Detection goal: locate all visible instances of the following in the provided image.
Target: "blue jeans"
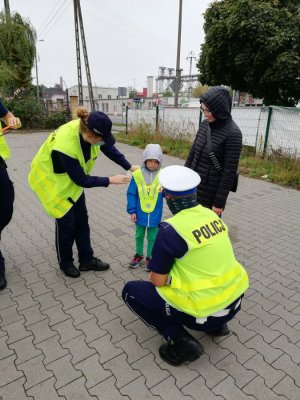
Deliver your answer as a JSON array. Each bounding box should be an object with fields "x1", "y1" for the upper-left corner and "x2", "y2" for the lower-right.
[
  {"x1": 55, "y1": 192, "x2": 93, "y2": 268},
  {"x1": 122, "y1": 281, "x2": 241, "y2": 341}
]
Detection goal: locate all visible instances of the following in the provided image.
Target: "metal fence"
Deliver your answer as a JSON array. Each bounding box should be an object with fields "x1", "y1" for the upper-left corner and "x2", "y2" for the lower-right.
[{"x1": 126, "y1": 106, "x2": 300, "y2": 157}]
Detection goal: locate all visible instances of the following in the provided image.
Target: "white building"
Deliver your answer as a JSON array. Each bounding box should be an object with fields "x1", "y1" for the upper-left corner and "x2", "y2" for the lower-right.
[{"x1": 68, "y1": 85, "x2": 122, "y2": 113}]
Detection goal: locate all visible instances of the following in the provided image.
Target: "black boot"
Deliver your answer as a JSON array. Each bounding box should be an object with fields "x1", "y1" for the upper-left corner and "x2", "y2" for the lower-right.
[
  {"x1": 79, "y1": 257, "x2": 110, "y2": 272},
  {"x1": 159, "y1": 331, "x2": 204, "y2": 366},
  {"x1": 60, "y1": 264, "x2": 80, "y2": 278},
  {"x1": 0, "y1": 267, "x2": 7, "y2": 290},
  {"x1": 208, "y1": 323, "x2": 230, "y2": 337}
]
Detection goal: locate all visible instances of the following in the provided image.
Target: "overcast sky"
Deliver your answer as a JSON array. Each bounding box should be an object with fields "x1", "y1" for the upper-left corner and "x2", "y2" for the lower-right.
[{"x1": 8, "y1": 0, "x2": 212, "y2": 90}]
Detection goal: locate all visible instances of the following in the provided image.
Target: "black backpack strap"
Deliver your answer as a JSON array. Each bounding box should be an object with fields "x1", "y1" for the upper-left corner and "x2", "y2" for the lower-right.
[{"x1": 206, "y1": 125, "x2": 222, "y2": 172}]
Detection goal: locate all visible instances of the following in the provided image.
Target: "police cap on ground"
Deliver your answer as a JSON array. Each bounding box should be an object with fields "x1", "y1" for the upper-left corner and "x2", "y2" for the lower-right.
[{"x1": 158, "y1": 165, "x2": 200, "y2": 193}]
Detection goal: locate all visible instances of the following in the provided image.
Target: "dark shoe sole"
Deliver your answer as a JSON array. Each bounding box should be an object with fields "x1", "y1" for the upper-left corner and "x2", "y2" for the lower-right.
[
  {"x1": 79, "y1": 265, "x2": 109, "y2": 272},
  {"x1": 0, "y1": 279, "x2": 7, "y2": 290},
  {"x1": 159, "y1": 343, "x2": 203, "y2": 366},
  {"x1": 208, "y1": 324, "x2": 230, "y2": 337},
  {"x1": 60, "y1": 268, "x2": 80, "y2": 278}
]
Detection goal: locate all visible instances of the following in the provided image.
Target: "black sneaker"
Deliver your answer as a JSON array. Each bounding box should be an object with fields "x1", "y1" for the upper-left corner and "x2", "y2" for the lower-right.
[
  {"x1": 60, "y1": 264, "x2": 80, "y2": 278},
  {"x1": 144, "y1": 257, "x2": 151, "y2": 272},
  {"x1": 159, "y1": 331, "x2": 204, "y2": 366},
  {"x1": 0, "y1": 268, "x2": 7, "y2": 290},
  {"x1": 79, "y1": 257, "x2": 110, "y2": 272}
]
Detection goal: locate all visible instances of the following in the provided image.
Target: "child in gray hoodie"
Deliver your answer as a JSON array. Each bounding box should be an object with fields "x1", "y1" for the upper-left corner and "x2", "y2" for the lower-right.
[{"x1": 127, "y1": 144, "x2": 163, "y2": 271}]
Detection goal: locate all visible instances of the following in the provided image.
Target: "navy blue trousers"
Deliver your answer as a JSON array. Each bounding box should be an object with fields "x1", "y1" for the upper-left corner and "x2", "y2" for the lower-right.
[
  {"x1": 122, "y1": 281, "x2": 241, "y2": 341},
  {"x1": 0, "y1": 161, "x2": 14, "y2": 270},
  {"x1": 55, "y1": 192, "x2": 93, "y2": 268}
]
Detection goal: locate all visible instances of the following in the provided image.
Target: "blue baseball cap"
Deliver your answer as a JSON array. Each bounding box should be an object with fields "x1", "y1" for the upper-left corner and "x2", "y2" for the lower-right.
[{"x1": 87, "y1": 112, "x2": 115, "y2": 147}]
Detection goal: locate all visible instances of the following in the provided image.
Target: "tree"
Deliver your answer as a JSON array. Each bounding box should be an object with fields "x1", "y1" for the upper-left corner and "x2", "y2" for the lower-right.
[
  {"x1": 0, "y1": 12, "x2": 36, "y2": 95},
  {"x1": 192, "y1": 84, "x2": 211, "y2": 98},
  {"x1": 4, "y1": 88, "x2": 45, "y2": 129},
  {"x1": 198, "y1": 0, "x2": 300, "y2": 106},
  {"x1": 129, "y1": 88, "x2": 138, "y2": 99},
  {"x1": 163, "y1": 89, "x2": 173, "y2": 97}
]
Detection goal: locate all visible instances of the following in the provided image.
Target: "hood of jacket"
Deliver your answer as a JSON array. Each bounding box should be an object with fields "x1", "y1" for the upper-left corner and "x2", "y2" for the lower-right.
[
  {"x1": 200, "y1": 86, "x2": 232, "y2": 122},
  {"x1": 140, "y1": 144, "x2": 163, "y2": 185},
  {"x1": 142, "y1": 144, "x2": 163, "y2": 164}
]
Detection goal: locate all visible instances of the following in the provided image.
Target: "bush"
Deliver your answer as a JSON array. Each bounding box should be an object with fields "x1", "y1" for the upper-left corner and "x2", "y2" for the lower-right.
[
  {"x1": 5, "y1": 97, "x2": 46, "y2": 129},
  {"x1": 45, "y1": 111, "x2": 69, "y2": 130}
]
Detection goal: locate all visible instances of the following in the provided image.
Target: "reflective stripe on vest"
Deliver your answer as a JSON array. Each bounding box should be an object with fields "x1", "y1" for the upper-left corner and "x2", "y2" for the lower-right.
[
  {"x1": 157, "y1": 205, "x2": 249, "y2": 318},
  {"x1": 132, "y1": 168, "x2": 161, "y2": 213},
  {"x1": 28, "y1": 119, "x2": 99, "y2": 218}
]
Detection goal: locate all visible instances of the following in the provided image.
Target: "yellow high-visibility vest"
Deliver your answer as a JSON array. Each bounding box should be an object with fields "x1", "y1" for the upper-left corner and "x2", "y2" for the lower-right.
[
  {"x1": 28, "y1": 119, "x2": 99, "y2": 218},
  {"x1": 132, "y1": 168, "x2": 161, "y2": 213},
  {"x1": 0, "y1": 123, "x2": 10, "y2": 160},
  {"x1": 157, "y1": 205, "x2": 249, "y2": 318}
]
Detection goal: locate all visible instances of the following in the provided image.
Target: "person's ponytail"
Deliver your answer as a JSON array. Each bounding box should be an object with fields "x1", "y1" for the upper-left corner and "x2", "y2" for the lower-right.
[{"x1": 76, "y1": 106, "x2": 89, "y2": 133}]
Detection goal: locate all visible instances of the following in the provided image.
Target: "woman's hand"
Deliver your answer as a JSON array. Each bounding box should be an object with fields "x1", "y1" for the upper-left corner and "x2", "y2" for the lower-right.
[
  {"x1": 109, "y1": 174, "x2": 131, "y2": 184},
  {"x1": 8, "y1": 117, "x2": 22, "y2": 129},
  {"x1": 212, "y1": 206, "x2": 223, "y2": 216},
  {"x1": 2, "y1": 112, "x2": 22, "y2": 129},
  {"x1": 129, "y1": 165, "x2": 139, "y2": 172},
  {"x1": 131, "y1": 213, "x2": 137, "y2": 222}
]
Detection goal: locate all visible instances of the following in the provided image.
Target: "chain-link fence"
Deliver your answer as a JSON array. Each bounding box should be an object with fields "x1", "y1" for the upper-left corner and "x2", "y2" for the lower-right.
[{"x1": 126, "y1": 106, "x2": 300, "y2": 157}]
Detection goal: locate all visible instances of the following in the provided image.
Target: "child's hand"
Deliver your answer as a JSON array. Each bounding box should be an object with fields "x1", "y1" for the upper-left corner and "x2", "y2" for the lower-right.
[{"x1": 131, "y1": 213, "x2": 137, "y2": 222}]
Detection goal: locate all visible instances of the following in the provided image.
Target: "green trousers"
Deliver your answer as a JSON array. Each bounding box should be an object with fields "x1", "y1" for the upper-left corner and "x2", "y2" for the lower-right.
[{"x1": 135, "y1": 224, "x2": 158, "y2": 258}]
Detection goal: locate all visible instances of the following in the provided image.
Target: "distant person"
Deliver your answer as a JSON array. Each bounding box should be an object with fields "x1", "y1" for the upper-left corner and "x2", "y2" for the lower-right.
[
  {"x1": 127, "y1": 144, "x2": 163, "y2": 271},
  {"x1": 0, "y1": 99, "x2": 22, "y2": 290},
  {"x1": 29, "y1": 107, "x2": 139, "y2": 278},
  {"x1": 122, "y1": 165, "x2": 249, "y2": 366},
  {"x1": 185, "y1": 86, "x2": 242, "y2": 216}
]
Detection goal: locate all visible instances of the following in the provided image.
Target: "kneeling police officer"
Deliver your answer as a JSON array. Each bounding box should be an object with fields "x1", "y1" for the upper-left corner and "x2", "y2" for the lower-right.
[{"x1": 122, "y1": 165, "x2": 249, "y2": 366}]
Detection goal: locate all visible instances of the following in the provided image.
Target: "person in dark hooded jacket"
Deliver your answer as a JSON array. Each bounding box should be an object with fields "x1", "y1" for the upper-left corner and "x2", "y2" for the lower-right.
[{"x1": 185, "y1": 86, "x2": 242, "y2": 215}]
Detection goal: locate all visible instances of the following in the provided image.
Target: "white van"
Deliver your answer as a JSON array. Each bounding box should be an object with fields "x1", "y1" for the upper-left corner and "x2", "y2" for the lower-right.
[{"x1": 181, "y1": 102, "x2": 200, "y2": 108}]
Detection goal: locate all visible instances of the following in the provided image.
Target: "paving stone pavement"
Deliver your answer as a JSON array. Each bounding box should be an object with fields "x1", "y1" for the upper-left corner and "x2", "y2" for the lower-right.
[{"x1": 0, "y1": 131, "x2": 299, "y2": 400}]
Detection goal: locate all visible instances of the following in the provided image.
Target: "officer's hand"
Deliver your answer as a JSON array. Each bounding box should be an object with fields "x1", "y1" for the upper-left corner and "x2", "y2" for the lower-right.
[
  {"x1": 129, "y1": 165, "x2": 139, "y2": 172},
  {"x1": 131, "y1": 213, "x2": 137, "y2": 222},
  {"x1": 7, "y1": 116, "x2": 22, "y2": 129},
  {"x1": 109, "y1": 174, "x2": 131, "y2": 184},
  {"x1": 212, "y1": 206, "x2": 223, "y2": 216}
]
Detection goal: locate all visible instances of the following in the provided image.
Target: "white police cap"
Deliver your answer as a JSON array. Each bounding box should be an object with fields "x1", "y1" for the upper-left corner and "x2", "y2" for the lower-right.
[{"x1": 158, "y1": 165, "x2": 200, "y2": 192}]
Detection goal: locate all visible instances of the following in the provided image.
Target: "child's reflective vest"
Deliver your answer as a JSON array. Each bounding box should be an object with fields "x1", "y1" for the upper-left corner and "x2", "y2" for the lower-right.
[{"x1": 132, "y1": 168, "x2": 161, "y2": 213}]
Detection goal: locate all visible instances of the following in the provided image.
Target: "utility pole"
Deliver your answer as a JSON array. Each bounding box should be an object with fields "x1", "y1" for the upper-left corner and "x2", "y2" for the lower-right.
[
  {"x1": 35, "y1": 48, "x2": 39, "y2": 99},
  {"x1": 174, "y1": 0, "x2": 183, "y2": 108},
  {"x1": 186, "y1": 51, "x2": 196, "y2": 99},
  {"x1": 73, "y1": 0, "x2": 95, "y2": 111},
  {"x1": 73, "y1": 0, "x2": 83, "y2": 105},
  {"x1": 186, "y1": 51, "x2": 196, "y2": 77},
  {"x1": 63, "y1": 80, "x2": 71, "y2": 120},
  {"x1": 4, "y1": 0, "x2": 10, "y2": 20},
  {"x1": 35, "y1": 39, "x2": 44, "y2": 100}
]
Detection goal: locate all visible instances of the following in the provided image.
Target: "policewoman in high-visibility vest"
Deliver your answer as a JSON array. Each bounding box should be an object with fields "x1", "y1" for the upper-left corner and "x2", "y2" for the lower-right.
[
  {"x1": 126, "y1": 144, "x2": 163, "y2": 271},
  {"x1": 29, "y1": 107, "x2": 138, "y2": 279},
  {"x1": 122, "y1": 165, "x2": 249, "y2": 366},
  {"x1": 0, "y1": 99, "x2": 22, "y2": 290}
]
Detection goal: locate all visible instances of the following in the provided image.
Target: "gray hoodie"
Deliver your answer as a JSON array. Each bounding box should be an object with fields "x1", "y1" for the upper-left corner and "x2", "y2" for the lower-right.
[{"x1": 141, "y1": 144, "x2": 163, "y2": 184}]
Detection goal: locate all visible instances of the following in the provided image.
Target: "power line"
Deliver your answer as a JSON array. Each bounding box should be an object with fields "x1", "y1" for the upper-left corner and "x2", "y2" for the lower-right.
[
  {"x1": 38, "y1": 0, "x2": 71, "y2": 39},
  {"x1": 83, "y1": 7, "x2": 175, "y2": 57},
  {"x1": 36, "y1": 0, "x2": 62, "y2": 34},
  {"x1": 87, "y1": 0, "x2": 175, "y2": 55}
]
